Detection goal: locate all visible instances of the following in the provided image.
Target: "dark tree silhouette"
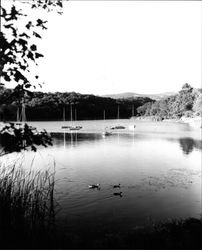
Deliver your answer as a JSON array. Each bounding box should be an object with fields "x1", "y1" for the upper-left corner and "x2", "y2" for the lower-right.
[{"x1": 0, "y1": 0, "x2": 63, "y2": 155}]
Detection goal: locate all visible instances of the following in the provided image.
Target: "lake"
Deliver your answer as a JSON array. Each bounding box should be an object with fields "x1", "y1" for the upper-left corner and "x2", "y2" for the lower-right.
[{"x1": 1, "y1": 120, "x2": 202, "y2": 233}]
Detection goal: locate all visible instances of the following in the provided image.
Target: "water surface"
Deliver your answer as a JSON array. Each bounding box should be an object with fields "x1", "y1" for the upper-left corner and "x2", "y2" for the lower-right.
[{"x1": 2, "y1": 120, "x2": 201, "y2": 232}]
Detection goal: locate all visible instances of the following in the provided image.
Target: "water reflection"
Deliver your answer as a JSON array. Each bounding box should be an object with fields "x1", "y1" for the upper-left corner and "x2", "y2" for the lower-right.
[
  {"x1": 52, "y1": 132, "x2": 103, "y2": 148},
  {"x1": 52, "y1": 133, "x2": 202, "y2": 156},
  {"x1": 178, "y1": 138, "x2": 202, "y2": 155},
  {"x1": 1, "y1": 128, "x2": 201, "y2": 232}
]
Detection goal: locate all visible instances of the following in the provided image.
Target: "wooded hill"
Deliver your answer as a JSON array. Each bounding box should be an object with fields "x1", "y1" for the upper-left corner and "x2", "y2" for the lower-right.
[
  {"x1": 1, "y1": 83, "x2": 201, "y2": 121},
  {"x1": 136, "y1": 84, "x2": 202, "y2": 120},
  {"x1": 0, "y1": 88, "x2": 152, "y2": 121}
]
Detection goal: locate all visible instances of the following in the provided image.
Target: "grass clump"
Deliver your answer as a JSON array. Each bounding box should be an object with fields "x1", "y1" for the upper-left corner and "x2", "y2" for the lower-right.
[{"x1": 0, "y1": 161, "x2": 57, "y2": 248}]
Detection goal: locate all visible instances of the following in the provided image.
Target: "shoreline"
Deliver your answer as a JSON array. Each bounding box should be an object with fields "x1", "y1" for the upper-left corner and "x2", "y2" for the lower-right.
[
  {"x1": 1, "y1": 116, "x2": 201, "y2": 132},
  {"x1": 131, "y1": 116, "x2": 202, "y2": 128}
]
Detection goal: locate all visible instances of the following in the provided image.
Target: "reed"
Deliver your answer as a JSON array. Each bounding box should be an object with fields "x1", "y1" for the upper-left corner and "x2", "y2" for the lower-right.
[{"x1": 0, "y1": 161, "x2": 57, "y2": 248}]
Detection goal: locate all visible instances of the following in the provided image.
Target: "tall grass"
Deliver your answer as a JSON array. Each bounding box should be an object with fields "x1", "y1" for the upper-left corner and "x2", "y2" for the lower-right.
[{"x1": 0, "y1": 161, "x2": 57, "y2": 248}]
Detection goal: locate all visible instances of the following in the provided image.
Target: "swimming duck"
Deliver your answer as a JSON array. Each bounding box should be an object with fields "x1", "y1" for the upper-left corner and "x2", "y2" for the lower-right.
[
  {"x1": 113, "y1": 184, "x2": 121, "y2": 188},
  {"x1": 88, "y1": 184, "x2": 100, "y2": 189},
  {"x1": 113, "y1": 192, "x2": 122, "y2": 197}
]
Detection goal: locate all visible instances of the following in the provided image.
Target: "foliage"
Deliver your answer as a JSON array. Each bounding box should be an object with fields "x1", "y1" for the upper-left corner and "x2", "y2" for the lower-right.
[
  {"x1": 0, "y1": 0, "x2": 63, "y2": 89},
  {"x1": 137, "y1": 84, "x2": 202, "y2": 119},
  {"x1": 193, "y1": 93, "x2": 202, "y2": 115},
  {"x1": 0, "y1": 0, "x2": 63, "y2": 154},
  {"x1": 0, "y1": 123, "x2": 52, "y2": 155},
  {"x1": 0, "y1": 89, "x2": 153, "y2": 121}
]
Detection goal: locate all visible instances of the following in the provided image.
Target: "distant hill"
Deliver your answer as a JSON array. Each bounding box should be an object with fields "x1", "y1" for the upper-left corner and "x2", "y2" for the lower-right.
[{"x1": 102, "y1": 92, "x2": 176, "y2": 100}]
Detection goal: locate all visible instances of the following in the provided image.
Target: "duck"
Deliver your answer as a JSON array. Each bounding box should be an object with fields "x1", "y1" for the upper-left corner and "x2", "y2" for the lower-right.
[
  {"x1": 113, "y1": 184, "x2": 121, "y2": 188},
  {"x1": 113, "y1": 192, "x2": 123, "y2": 197},
  {"x1": 88, "y1": 184, "x2": 100, "y2": 189}
]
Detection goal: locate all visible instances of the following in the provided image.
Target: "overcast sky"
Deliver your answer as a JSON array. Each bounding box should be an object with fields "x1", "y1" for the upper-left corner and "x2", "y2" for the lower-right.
[{"x1": 4, "y1": 1, "x2": 202, "y2": 95}]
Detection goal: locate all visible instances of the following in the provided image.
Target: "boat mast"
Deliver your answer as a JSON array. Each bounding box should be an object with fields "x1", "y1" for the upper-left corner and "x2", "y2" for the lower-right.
[
  {"x1": 70, "y1": 103, "x2": 73, "y2": 124},
  {"x1": 75, "y1": 108, "x2": 77, "y2": 121},
  {"x1": 117, "y1": 104, "x2": 120, "y2": 120},
  {"x1": 132, "y1": 104, "x2": 134, "y2": 117},
  {"x1": 103, "y1": 109, "x2": 105, "y2": 120},
  {"x1": 21, "y1": 102, "x2": 26, "y2": 122},
  {"x1": 17, "y1": 107, "x2": 20, "y2": 122},
  {"x1": 63, "y1": 106, "x2": 65, "y2": 121}
]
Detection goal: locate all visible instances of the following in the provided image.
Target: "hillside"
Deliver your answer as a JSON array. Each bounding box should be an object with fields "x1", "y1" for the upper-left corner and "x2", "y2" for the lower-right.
[
  {"x1": 136, "y1": 84, "x2": 202, "y2": 120},
  {"x1": 0, "y1": 88, "x2": 152, "y2": 121},
  {"x1": 102, "y1": 92, "x2": 176, "y2": 100}
]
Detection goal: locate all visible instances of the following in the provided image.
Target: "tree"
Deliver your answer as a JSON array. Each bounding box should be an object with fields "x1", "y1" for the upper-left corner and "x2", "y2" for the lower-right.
[
  {"x1": 136, "y1": 83, "x2": 200, "y2": 119},
  {"x1": 0, "y1": 0, "x2": 63, "y2": 155},
  {"x1": 193, "y1": 93, "x2": 202, "y2": 115},
  {"x1": 0, "y1": 0, "x2": 63, "y2": 89}
]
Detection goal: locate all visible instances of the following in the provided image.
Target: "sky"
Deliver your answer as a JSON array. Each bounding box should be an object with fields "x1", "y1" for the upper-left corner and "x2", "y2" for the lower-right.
[{"x1": 3, "y1": 1, "x2": 202, "y2": 95}]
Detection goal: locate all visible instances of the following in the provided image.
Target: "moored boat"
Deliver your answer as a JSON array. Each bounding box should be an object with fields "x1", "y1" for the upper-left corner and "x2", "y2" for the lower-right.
[
  {"x1": 110, "y1": 125, "x2": 125, "y2": 130},
  {"x1": 102, "y1": 130, "x2": 113, "y2": 136},
  {"x1": 69, "y1": 126, "x2": 82, "y2": 131},
  {"x1": 110, "y1": 104, "x2": 126, "y2": 130}
]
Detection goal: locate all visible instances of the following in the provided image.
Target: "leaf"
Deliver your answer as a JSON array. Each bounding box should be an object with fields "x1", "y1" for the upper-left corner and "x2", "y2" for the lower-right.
[
  {"x1": 4, "y1": 24, "x2": 12, "y2": 29},
  {"x1": 57, "y1": 1, "x2": 63, "y2": 8},
  {"x1": 33, "y1": 31, "x2": 41, "y2": 39},
  {"x1": 19, "y1": 63, "x2": 26, "y2": 70},
  {"x1": 31, "y1": 145, "x2": 37, "y2": 152},
  {"x1": 14, "y1": 71, "x2": 23, "y2": 82},
  {"x1": 19, "y1": 33, "x2": 30, "y2": 39},
  {"x1": 3, "y1": 73, "x2": 11, "y2": 82},
  {"x1": 27, "y1": 51, "x2": 34, "y2": 60},
  {"x1": 10, "y1": 6, "x2": 19, "y2": 20},
  {"x1": 30, "y1": 44, "x2": 37, "y2": 51},
  {"x1": 18, "y1": 38, "x2": 28, "y2": 46},
  {"x1": 1, "y1": 7, "x2": 7, "y2": 18},
  {"x1": 24, "y1": 83, "x2": 32, "y2": 88},
  {"x1": 26, "y1": 21, "x2": 32, "y2": 29},
  {"x1": 36, "y1": 19, "x2": 43, "y2": 26},
  {"x1": 35, "y1": 53, "x2": 44, "y2": 59}
]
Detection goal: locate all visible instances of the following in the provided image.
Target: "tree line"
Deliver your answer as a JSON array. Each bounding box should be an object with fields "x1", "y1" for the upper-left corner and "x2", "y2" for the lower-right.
[
  {"x1": 136, "y1": 83, "x2": 202, "y2": 120},
  {"x1": 0, "y1": 87, "x2": 152, "y2": 121}
]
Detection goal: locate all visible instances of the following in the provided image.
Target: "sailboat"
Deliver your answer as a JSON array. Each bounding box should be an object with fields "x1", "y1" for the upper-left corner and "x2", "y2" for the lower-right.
[
  {"x1": 61, "y1": 106, "x2": 71, "y2": 129},
  {"x1": 110, "y1": 104, "x2": 125, "y2": 130},
  {"x1": 102, "y1": 109, "x2": 113, "y2": 136},
  {"x1": 69, "y1": 104, "x2": 82, "y2": 131},
  {"x1": 129, "y1": 104, "x2": 136, "y2": 130}
]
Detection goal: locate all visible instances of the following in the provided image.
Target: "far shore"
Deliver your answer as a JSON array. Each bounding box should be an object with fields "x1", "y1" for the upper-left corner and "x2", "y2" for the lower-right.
[
  {"x1": 0, "y1": 116, "x2": 201, "y2": 131},
  {"x1": 132, "y1": 116, "x2": 202, "y2": 128}
]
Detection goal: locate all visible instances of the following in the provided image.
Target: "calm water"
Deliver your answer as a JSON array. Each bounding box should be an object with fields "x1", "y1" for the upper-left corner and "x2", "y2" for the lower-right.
[{"x1": 2, "y1": 120, "x2": 202, "y2": 232}]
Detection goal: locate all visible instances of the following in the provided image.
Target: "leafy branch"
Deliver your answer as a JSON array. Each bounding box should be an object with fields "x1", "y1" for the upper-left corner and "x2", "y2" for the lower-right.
[
  {"x1": 0, "y1": 123, "x2": 52, "y2": 155},
  {"x1": 0, "y1": 0, "x2": 63, "y2": 90},
  {"x1": 0, "y1": 0, "x2": 63, "y2": 154}
]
